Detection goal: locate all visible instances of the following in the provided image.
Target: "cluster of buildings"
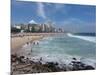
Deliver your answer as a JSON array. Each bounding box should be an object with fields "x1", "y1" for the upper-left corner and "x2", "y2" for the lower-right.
[{"x1": 11, "y1": 20, "x2": 64, "y2": 33}]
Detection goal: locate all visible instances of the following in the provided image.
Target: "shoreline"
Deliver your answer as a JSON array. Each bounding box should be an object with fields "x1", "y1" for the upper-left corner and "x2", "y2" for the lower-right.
[{"x1": 11, "y1": 33, "x2": 65, "y2": 54}]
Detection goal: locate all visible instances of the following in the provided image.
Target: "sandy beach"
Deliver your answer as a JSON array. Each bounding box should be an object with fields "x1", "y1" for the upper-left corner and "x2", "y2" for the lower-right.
[{"x1": 11, "y1": 34, "x2": 44, "y2": 54}]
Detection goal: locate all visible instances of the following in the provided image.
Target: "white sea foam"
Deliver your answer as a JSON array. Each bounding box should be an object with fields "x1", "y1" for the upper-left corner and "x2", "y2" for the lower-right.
[
  {"x1": 42, "y1": 37, "x2": 53, "y2": 40},
  {"x1": 67, "y1": 33, "x2": 96, "y2": 43},
  {"x1": 30, "y1": 53, "x2": 96, "y2": 68}
]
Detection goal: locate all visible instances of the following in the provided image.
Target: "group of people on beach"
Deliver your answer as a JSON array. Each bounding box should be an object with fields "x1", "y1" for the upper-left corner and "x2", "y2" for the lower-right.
[{"x1": 26, "y1": 40, "x2": 39, "y2": 45}]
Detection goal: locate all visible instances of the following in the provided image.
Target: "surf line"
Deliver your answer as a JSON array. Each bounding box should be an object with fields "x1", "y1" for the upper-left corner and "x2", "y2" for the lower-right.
[{"x1": 67, "y1": 33, "x2": 96, "y2": 43}]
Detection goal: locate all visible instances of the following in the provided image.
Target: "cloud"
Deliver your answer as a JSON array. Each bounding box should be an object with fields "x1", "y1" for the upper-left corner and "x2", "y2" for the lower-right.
[
  {"x1": 37, "y1": 3, "x2": 46, "y2": 19},
  {"x1": 36, "y1": 3, "x2": 69, "y2": 20}
]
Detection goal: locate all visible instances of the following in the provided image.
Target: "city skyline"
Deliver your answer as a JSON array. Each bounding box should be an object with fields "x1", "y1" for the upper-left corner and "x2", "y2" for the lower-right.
[{"x1": 11, "y1": 0, "x2": 96, "y2": 33}]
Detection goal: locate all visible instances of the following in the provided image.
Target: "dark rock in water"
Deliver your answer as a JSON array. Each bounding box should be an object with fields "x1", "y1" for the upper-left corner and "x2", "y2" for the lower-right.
[
  {"x1": 76, "y1": 61, "x2": 81, "y2": 64},
  {"x1": 71, "y1": 61, "x2": 82, "y2": 65},
  {"x1": 79, "y1": 63, "x2": 85, "y2": 68},
  {"x1": 45, "y1": 62, "x2": 60, "y2": 72},
  {"x1": 55, "y1": 62, "x2": 58, "y2": 65},
  {"x1": 84, "y1": 65, "x2": 95, "y2": 70},
  {"x1": 72, "y1": 58, "x2": 77, "y2": 60},
  {"x1": 15, "y1": 56, "x2": 25, "y2": 64},
  {"x1": 46, "y1": 62, "x2": 58, "y2": 66},
  {"x1": 71, "y1": 58, "x2": 85, "y2": 70},
  {"x1": 40, "y1": 57, "x2": 42, "y2": 61},
  {"x1": 70, "y1": 60, "x2": 95, "y2": 71},
  {"x1": 20, "y1": 56, "x2": 25, "y2": 59},
  {"x1": 71, "y1": 61, "x2": 76, "y2": 64},
  {"x1": 30, "y1": 60, "x2": 34, "y2": 64},
  {"x1": 46, "y1": 62, "x2": 56, "y2": 68}
]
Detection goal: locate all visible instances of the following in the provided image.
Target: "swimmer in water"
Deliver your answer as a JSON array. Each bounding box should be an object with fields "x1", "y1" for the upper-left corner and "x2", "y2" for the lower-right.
[
  {"x1": 37, "y1": 42, "x2": 39, "y2": 45},
  {"x1": 33, "y1": 41, "x2": 35, "y2": 45}
]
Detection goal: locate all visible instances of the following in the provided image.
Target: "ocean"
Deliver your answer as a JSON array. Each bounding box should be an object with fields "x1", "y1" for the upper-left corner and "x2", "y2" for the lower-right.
[{"x1": 23, "y1": 33, "x2": 96, "y2": 68}]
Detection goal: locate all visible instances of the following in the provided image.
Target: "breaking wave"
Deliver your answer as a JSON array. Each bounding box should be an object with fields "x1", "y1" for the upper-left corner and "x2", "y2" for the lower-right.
[{"x1": 67, "y1": 33, "x2": 96, "y2": 43}]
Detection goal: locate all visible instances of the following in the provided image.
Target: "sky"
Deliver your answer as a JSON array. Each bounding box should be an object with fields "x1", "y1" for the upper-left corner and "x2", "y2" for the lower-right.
[{"x1": 11, "y1": 0, "x2": 96, "y2": 33}]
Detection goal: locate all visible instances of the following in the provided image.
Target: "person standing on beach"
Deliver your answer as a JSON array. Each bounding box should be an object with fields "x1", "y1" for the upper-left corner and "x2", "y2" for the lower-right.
[{"x1": 31, "y1": 48, "x2": 32, "y2": 53}]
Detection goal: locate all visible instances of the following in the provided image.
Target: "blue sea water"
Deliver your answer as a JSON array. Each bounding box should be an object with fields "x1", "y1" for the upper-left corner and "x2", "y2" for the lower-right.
[{"x1": 25, "y1": 33, "x2": 96, "y2": 67}]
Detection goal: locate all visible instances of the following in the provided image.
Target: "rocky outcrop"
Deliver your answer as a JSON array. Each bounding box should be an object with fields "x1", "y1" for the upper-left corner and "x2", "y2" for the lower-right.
[{"x1": 11, "y1": 55, "x2": 95, "y2": 75}]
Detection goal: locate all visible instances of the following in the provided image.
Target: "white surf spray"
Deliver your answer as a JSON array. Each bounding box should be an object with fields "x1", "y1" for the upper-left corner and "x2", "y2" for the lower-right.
[{"x1": 67, "y1": 33, "x2": 96, "y2": 43}]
